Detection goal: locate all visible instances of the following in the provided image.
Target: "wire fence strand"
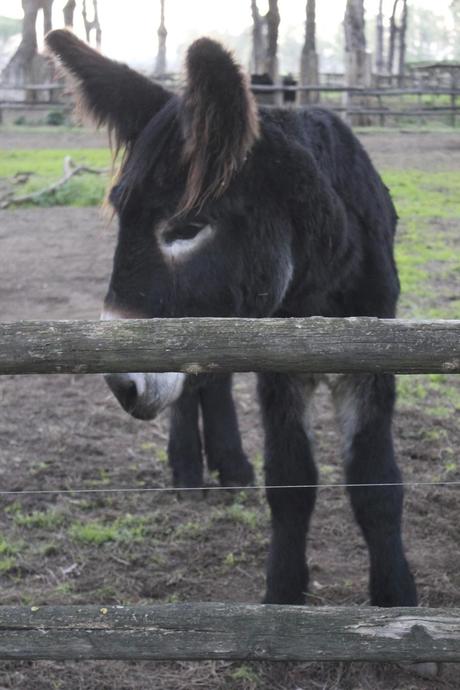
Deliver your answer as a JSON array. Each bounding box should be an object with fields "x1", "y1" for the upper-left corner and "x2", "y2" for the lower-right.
[{"x1": 0, "y1": 480, "x2": 460, "y2": 497}]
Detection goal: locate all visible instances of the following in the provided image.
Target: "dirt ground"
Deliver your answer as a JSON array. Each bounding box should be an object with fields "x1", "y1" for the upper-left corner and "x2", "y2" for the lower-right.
[{"x1": 0, "y1": 129, "x2": 459, "y2": 689}]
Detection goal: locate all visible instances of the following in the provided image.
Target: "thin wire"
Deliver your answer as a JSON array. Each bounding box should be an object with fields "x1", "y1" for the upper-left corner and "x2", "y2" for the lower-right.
[{"x1": 1, "y1": 480, "x2": 460, "y2": 497}]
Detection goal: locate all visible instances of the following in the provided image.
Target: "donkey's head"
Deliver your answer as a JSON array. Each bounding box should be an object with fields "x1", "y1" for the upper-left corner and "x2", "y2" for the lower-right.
[{"x1": 46, "y1": 31, "x2": 297, "y2": 419}]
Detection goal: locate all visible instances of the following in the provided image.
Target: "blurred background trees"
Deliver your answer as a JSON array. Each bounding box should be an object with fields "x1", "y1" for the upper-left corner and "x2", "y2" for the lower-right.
[
  {"x1": 2, "y1": 0, "x2": 54, "y2": 85},
  {"x1": 1, "y1": 1, "x2": 460, "y2": 89}
]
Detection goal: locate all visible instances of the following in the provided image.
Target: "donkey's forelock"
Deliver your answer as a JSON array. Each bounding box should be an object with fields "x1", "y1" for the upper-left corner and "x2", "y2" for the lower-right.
[{"x1": 117, "y1": 96, "x2": 183, "y2": 209}]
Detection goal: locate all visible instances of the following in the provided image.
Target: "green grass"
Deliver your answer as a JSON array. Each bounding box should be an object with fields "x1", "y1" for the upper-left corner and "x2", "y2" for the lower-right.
[
  {"x1": 382, "y1": 169, "x2": 460, "y2": 319},
  {"x1": 380, "y1": 169, "x2": 460, "y2": 411},
  {"x1": 69, "y1": 514, "x2": 149, "y2": 545},
  {"x1": 0, "y1": 536, "x2": 19, "y2": 574},
  {"x1": 0, "y1": 536, "x2": 17, "y2": 556},
  {"x1": 14, "y1": 508, "x2": 65, "y2": 530},
  {"x1": 0, "y1": 148, "x2": 112, "y2": 207}
]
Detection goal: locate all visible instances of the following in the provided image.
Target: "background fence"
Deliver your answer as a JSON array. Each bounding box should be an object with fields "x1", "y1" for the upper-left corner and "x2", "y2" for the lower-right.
[{"x1": 1, "y1": 81, "x2": 460, "y2": 127}]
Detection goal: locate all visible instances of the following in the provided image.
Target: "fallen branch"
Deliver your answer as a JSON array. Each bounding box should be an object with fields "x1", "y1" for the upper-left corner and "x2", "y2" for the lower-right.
[{"x1": 0, "y1": 156, "x2": 109, "y2": 209}]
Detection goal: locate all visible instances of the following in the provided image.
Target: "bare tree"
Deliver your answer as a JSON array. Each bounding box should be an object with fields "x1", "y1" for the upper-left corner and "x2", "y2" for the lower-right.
[
  {"x1": 398, "y1": 0, "x2": 408, "y2": 84},
  {"x1": 63, "y1": 0, "x2": 76, "y2": 28},
  {"x1": 154, "y1": 0, "x2": 167, "y2": 76},
  {"x1": 299, "y1": 0, "x2": 319, "y2": 105},
  {"x1": 265, "y1": 0, "x2": 280, "y2": 82},
  {"x1": 375, "y1": 0, "x2": 385, "y2": 74},
  {"x1": 82, "y1": 0, "x2": 101, "y2": 48},
  {"x1": 251, "y1": 0, "x2": 266, "y2": 75},
  {"x1": 388, "y1": 0, "x2": 408, "y2": 83},
  {"x1": 1, "y1": 0, "x2": 54, "y2": 85},
  {"x1": 452, "y1": 0, "x2": 460, "y2": 60},
  {"x1": 343, "y1": 0, "x2": 372, "y2": 123}
]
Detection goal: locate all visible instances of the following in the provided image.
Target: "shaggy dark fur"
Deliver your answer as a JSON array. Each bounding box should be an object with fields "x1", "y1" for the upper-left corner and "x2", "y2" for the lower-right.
[
  {"x1": 181, "y1": 38, "x2": 259, "y2": 212},
  {"x1": 46, "y1": 30, "x2": 417, "y2": 607}
]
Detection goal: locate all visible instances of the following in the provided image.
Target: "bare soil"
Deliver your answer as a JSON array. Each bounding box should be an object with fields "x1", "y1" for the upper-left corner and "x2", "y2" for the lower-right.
[{"x1": 0, "y1": 129, "x2": 459, "y2": 689}]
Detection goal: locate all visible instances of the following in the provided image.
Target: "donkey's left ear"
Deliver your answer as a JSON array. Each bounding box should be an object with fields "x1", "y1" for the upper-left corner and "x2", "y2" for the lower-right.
[
  {"x1": 46, "y1": 30, "x2": 172, "y2": 149},
  {"x1": 180, "y1": 38, "x2": 259, "y2": 211}
]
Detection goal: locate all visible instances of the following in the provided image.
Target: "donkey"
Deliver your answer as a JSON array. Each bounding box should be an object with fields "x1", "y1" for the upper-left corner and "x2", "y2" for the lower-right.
[{"x1": 46, "y1": 30, "x2": 417, "y2": 607}]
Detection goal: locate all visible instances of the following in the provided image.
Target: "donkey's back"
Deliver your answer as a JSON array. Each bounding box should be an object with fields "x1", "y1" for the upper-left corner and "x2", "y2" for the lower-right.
[{"x1": 256, "y1": 105, "x2": 400, "y2": 320}]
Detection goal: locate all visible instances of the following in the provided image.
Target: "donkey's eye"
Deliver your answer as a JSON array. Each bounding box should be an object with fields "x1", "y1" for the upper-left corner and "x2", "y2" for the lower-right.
[{"x1": 163, "y1": 222, "x2": 206, "y2": 245}]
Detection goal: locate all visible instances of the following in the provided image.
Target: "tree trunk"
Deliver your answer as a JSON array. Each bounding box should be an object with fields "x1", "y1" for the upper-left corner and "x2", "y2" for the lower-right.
[
  {"x1": 299, "y1": 0, "x2": 319, "y2": 105},
  {"x1": 1, "y1": 0, "x2": 53, "y2": 86},
  {"x1": 398, "y1": 0, "x2": 408, "y2": 86},
  {"x1": 388, "y1": 0, "x2": 408, "y2": 85},
  {"x1": 452, "y1": 1, "x2": 460, "y2": 61},
  {"x1": 251, "y1": 0, "x2": 266, "y2": 75},
  {"x1": 154, "y1": 0, "x2": 167, "y2": 76},
  {"x1": 63, "y1": 0, "x2": 76, "y2": 27},
  {"x1": 82, "y1": 0, "x2": 102, "y2": 48},
  {"x1": 375, "y1": 0, "x2": 385, "y2": 75},
  {"x1": 265, "y1": 0, "x2": 280, "y2": 83},
  {"x1": 94, "y1": 0, "x2": 101, "y2": 48},
  {"x1": 343, "y1": 0, "x2": 372, "y2": 125},
  {"x1": 388, "y1": 0, "x2": 398, "y2": 78},
  {"x1": 41, "y1": 0, "x2": 53, "y2": 34}
]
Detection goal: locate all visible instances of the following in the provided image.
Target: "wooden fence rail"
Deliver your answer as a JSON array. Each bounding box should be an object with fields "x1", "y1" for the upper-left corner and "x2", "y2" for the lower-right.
[
  {"x1": 0, "y1": 318, "x2": 459, "y2": 376},
  {"x1": 0, "y1": 604, "x2": 459, "y2": 661}
]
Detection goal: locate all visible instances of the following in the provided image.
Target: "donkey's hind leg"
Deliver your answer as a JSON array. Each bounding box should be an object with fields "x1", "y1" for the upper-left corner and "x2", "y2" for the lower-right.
[
  {"x1": 331, "y1": 373, "x2": 417, "y2": 607},
  {"x1": 168, "y1": 386, "x2": 204, "y2": 488},
  {"x1": 199, "y1": 375, "x2": 254, "y2": 487}
]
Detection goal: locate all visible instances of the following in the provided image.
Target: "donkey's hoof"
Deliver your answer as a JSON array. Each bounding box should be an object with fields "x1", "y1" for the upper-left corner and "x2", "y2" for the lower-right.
[{"x1": 218, "y1": 455, "x2": 255, "y2": 487}]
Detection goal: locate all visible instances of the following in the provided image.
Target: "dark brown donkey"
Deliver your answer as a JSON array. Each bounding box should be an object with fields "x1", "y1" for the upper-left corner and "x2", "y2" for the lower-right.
[{"x1": 46, "y1": 30, "x2": 417, "y2": 608}]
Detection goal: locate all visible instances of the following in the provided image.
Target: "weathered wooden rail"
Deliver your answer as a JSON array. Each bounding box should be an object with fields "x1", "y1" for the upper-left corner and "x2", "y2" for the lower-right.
[
  {"x1": 0, "y1": 318, "x2": 459, "y2": 375},
  {"x1": 0, "y1": 604, "x2": 459, "y2": 662}
]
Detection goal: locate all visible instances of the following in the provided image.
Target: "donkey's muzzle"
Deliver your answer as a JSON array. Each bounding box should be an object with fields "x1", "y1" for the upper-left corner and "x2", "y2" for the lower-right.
[{"x1": 104, "y1": 372, "x2": 185, "y2": 420}]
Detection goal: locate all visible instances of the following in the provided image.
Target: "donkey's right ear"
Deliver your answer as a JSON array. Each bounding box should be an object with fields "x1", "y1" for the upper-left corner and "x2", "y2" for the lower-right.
[{"x1": 46, "y1": 30, "x2": 172, "y2": 148}]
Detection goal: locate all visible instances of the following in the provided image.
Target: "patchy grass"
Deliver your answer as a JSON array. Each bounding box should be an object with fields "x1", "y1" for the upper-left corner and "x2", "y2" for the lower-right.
[
  {"x1": 0, "y1": 536, "x2": 17, "y2": 556},
  {"x1": 223, "y1": 503, "x2": 261, "y2": 529},
  {"x1": 69, "y1": 514, "x2": 149, "y2": 545},
  {"x1": 13, "y1": 507, "x2": 65, "y2": 530},
  {"x1": 0, "y1": 148, "x2": 112, "y2": 207},
  {"x1": 381, "y1": 169, "x2": 460, "y2": 411},
  {"x1": 0, "y1": 536, "x2": 19, "y2": 574}
]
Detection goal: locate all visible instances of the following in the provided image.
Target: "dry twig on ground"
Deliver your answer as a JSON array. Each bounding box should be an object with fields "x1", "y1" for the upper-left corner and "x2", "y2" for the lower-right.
[{"x1": 0, "y1": 156, "x2": 109, "y2": 209}]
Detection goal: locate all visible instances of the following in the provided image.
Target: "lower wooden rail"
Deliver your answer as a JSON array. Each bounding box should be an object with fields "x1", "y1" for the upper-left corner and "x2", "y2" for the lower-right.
[{"x1": 0, "y1": 604, "x2": 459, "y2": 662}]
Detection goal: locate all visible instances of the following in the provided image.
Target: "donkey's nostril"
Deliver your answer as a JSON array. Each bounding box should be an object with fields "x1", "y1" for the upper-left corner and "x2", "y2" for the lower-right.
[
  {"x1": 121, "y1": 380, "x2": 138, "y2": 412},
  {"x1": 105, "y1": 375, "x2": 139, "y2": 414}
]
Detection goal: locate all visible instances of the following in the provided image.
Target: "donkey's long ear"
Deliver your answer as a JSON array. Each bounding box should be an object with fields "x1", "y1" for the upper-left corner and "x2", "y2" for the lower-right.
[
  {"x1": 46, "y1": 30, "x2": 172, "y2": 149},
  {"x1": 181, "y1": 38, "x2": 259, "y2": 212}
]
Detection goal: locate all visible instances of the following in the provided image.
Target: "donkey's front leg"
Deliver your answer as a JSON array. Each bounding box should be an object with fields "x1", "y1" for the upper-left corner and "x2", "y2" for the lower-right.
[
  {"x1": 258, "y1": 373, "x2": 318, "y2": 605},
  {"x1": 199, "y1": 375, "x2": 254, "y2": 487},
  {"x1": 332, "y1": 374, "x2": 417, "y2": 607},
  {"x1": 168, "y1": 386, "x2": 203, "y2": 488}
]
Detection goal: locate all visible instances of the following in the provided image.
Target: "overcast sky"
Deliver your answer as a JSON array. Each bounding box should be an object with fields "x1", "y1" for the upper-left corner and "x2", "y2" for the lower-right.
[{"x1": 1, "y1": 0, "x2": 452, "y2": 70}]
